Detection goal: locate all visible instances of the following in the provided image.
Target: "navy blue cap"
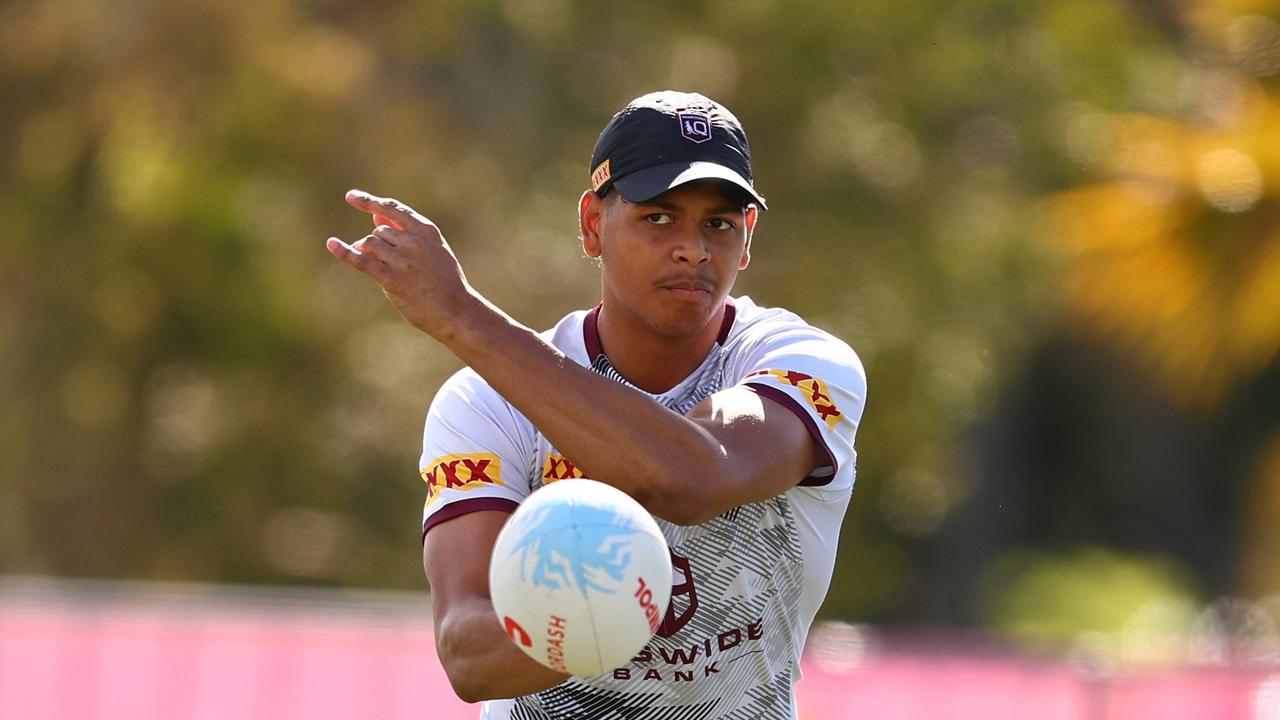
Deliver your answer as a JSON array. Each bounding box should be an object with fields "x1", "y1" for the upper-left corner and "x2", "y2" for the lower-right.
[{"x1": 589, "y1": 91, "x2": 767, "y2": 210}]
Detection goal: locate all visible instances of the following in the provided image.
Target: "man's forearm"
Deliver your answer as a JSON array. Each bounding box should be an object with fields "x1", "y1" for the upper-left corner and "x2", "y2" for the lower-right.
[
  {"x1": 435, "y1": 597, "x2": 570, "y2": 702},
  {"x1": 444, "y1": 296, "x2": 723, "y2": 521}
]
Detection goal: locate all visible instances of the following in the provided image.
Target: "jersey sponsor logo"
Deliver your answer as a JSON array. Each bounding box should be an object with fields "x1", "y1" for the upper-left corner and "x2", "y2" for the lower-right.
[
  {"x1": 746, "y1": 369, "x2": 843, "y2": 430},
  {"x1": 420, "y1": 453, "x2": 502, "y2": 506},
  {"x1": 656, "y1": 551, "x2": 699, "y2": 638},
  {"x1": 542, "y1": 453, "x2": 587, "y2": 482},
  {"x1": 676, "y1": 111, "x2": 713, "y2": 143},
  {"x1": 614, "y1": 617, "x2": 765, "y2": 682}
]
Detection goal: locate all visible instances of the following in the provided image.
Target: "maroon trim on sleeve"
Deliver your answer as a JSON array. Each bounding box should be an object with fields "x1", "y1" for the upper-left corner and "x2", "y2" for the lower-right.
[
  {"x1": 742, "y1": 382, "x2": 839, "y2": 487},
  {"x1": 421, "y1": 497, "x2": 520, "y2": 543},
  {"x1": 715, "y1": 298, "x2": 736, "y2": 344},
  {"x1": 583, "y1": 304, "x2": 604, "y2": 360}
]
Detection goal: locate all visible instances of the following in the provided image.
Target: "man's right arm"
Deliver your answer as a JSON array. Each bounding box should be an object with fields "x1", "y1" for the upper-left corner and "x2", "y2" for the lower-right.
[
  {"x1": 417, "y1": 371, "x2": 563, "y2": 702},
  {"x1": 424, "y1": 510, "x2": 570, "y2": 703}
]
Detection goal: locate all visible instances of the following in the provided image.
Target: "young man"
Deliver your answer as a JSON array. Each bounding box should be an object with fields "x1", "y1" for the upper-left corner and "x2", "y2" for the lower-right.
[{"x1": 327, "y1": 91, "x2": 866, "y2": 719}]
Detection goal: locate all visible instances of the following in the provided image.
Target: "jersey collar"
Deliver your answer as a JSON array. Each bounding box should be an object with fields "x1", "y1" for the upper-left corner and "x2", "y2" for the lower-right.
[{"x1": 584, "y1": 298, "x2": 736, "y2": 362}]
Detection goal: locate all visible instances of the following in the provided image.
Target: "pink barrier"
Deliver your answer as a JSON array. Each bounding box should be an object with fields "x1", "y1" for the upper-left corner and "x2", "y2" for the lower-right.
[
  {"x1": 1, "y1": 597, "x2": 1276, "y2": 719},
  {"x1": 799, "y1": 653, "x2": 1090, "y2": 720},
  {"x1": 0, "y1": 608, "x2": 472, "y2": 720},
  {"x1": 1103, "y1": 667, "x2": 1272, "y2": 720}
]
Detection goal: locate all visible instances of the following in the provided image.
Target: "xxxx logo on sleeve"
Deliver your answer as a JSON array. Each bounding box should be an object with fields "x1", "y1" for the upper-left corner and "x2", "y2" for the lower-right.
[
  {"x1": 746, "y1": 369, "x2": 843, "y2": 430},
  {"x1": 420, "y1": 453, "x2": 502, "y2": 506},
  {"x1": 542, "y1": 453, "x2": 587, "y2": 483}
]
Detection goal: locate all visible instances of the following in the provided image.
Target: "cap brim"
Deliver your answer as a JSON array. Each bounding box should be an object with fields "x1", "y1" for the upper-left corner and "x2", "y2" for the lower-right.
[{"x1": 613, "y1": 161, "x2": 767, "y2": 210}]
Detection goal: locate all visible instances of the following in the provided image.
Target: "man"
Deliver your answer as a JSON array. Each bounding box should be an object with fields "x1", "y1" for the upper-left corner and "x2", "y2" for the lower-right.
[{"x1": 327, "y1": 91, "x2": 866, "y2": 719}]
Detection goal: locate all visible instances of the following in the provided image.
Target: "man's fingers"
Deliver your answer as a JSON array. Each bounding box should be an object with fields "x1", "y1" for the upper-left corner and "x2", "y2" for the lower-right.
[
  {"x1": 372, "y1": 212, "x2": 404, "y2": 231},
  {"x1": 326, "y1": 237, "x2": 390, "y2": 280},
  {"x1": 372, "y1": 225, "x2": 418, "y2": 247},
  {"x1": 354, "y1": 234, "x2": 417, "y2": 274},
  {"x1": 346, "y1": 189, "x2": 431, "y2": 232}
]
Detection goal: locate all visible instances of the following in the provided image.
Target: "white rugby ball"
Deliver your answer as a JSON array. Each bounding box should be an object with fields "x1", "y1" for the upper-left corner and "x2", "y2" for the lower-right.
[{"x1": 489, "y1": 478, "x2": 672, "y2": 676}]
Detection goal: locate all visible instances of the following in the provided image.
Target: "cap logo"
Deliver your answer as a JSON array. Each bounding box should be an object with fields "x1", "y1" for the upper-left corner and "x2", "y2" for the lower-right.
[
  {"x1": 677, "y1": 111, "x2": 713, "y2": 143},
  {"x1": 591, "y1": 159, "x2": 612, "y2": 192}
]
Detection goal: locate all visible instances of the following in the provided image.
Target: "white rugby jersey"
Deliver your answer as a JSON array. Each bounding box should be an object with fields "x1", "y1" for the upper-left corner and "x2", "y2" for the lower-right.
[{"x1": 419, "y1": 296, "x2": 866, "y2": 720}]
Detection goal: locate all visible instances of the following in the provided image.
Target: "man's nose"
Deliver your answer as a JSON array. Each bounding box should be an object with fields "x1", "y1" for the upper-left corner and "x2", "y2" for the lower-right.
[{"x1": 672, "y1": 230, "x2": 711, "y2": 264}]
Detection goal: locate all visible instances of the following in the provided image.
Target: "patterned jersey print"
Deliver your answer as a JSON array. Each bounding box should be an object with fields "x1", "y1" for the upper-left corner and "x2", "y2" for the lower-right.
[{"x1": 422, "y1": 297, "x2": 866, "y2": 720}]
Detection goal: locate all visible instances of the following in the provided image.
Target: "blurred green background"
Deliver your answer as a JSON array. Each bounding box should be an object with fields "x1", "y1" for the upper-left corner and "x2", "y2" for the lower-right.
[{"x1": 2, "y1": 0, "x2": 1279, "y2": 665}]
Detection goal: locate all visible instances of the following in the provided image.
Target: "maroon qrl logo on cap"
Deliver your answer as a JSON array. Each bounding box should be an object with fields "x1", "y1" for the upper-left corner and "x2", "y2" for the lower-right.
[{"x1": 676, "y1": 111, "x2": 713, "y2": 143}]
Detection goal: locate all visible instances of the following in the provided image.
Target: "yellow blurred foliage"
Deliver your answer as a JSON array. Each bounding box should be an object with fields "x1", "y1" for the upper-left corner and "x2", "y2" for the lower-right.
[
  {"x1": 1188, "y1": 0, "x2": 1280, "y2": 43},
  {"x1": 1044, "y1": 75, "x2": 1280, "y2": 409}
]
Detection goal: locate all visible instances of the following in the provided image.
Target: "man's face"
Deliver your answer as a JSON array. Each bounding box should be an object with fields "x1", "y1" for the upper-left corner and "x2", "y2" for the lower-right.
[{"x1": 581, "y1": 180, "x2": 756, "y2": 339}]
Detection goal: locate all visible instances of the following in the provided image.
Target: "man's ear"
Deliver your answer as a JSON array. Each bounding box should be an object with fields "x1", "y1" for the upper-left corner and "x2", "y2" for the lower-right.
[
  {"x1": 739, "y1": 204, "x2": 758, "y2": 271},
  {"x1": 580, "y1": 190, "x2": 604, "y2": 258}
]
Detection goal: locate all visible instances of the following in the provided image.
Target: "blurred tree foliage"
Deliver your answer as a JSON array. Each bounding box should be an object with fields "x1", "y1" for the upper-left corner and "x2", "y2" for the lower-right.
[{"x1": 1, "y1": 0, "x2": 1277, "y2": 650}]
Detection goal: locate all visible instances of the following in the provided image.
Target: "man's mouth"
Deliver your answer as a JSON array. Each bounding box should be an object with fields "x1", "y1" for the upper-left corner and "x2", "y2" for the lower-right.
[{"x1": 659, "y1": 280, "x2": 714, "y2": 300}]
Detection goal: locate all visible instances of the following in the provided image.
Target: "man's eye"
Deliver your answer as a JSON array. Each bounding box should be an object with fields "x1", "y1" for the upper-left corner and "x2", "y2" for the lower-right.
[
  {"x1": 708, "y1": 218, "x2": 735, "y2": 231},
  {"x1": 646, "y1": 213, "x2": 674, "y2": 225}
]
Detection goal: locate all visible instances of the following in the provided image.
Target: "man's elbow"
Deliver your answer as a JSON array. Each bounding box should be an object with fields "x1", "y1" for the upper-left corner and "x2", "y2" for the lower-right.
[
  {"x1": 657, "y1": 491, "x2": 717, "y2": 526},
  {"x1": 644, "y1": 468, "x2": 725, "y2": 526},
  {"x1": 447, "y1": 676, "x2": 491, "y2": 705},
  {"x1": 666, "y1": 507, "x2": 716, "y2": 526},
  {"x1": 440, "y1": 654, "x2": 502, "y2": 704},
  {"x1": 436, "y1": 629, "x2": 504, "y2": 703}
]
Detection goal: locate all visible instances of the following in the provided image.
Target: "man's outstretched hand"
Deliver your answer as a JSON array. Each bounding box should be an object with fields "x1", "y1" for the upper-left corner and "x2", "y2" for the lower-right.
[{"x1": 326, "y1": 189, "x2": 478, "y2": 339}]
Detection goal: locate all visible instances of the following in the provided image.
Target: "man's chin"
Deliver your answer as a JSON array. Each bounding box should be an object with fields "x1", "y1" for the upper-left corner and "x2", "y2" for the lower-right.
[{"x1": 650, "y1": 301, "x2": 720, "y2": 338}]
